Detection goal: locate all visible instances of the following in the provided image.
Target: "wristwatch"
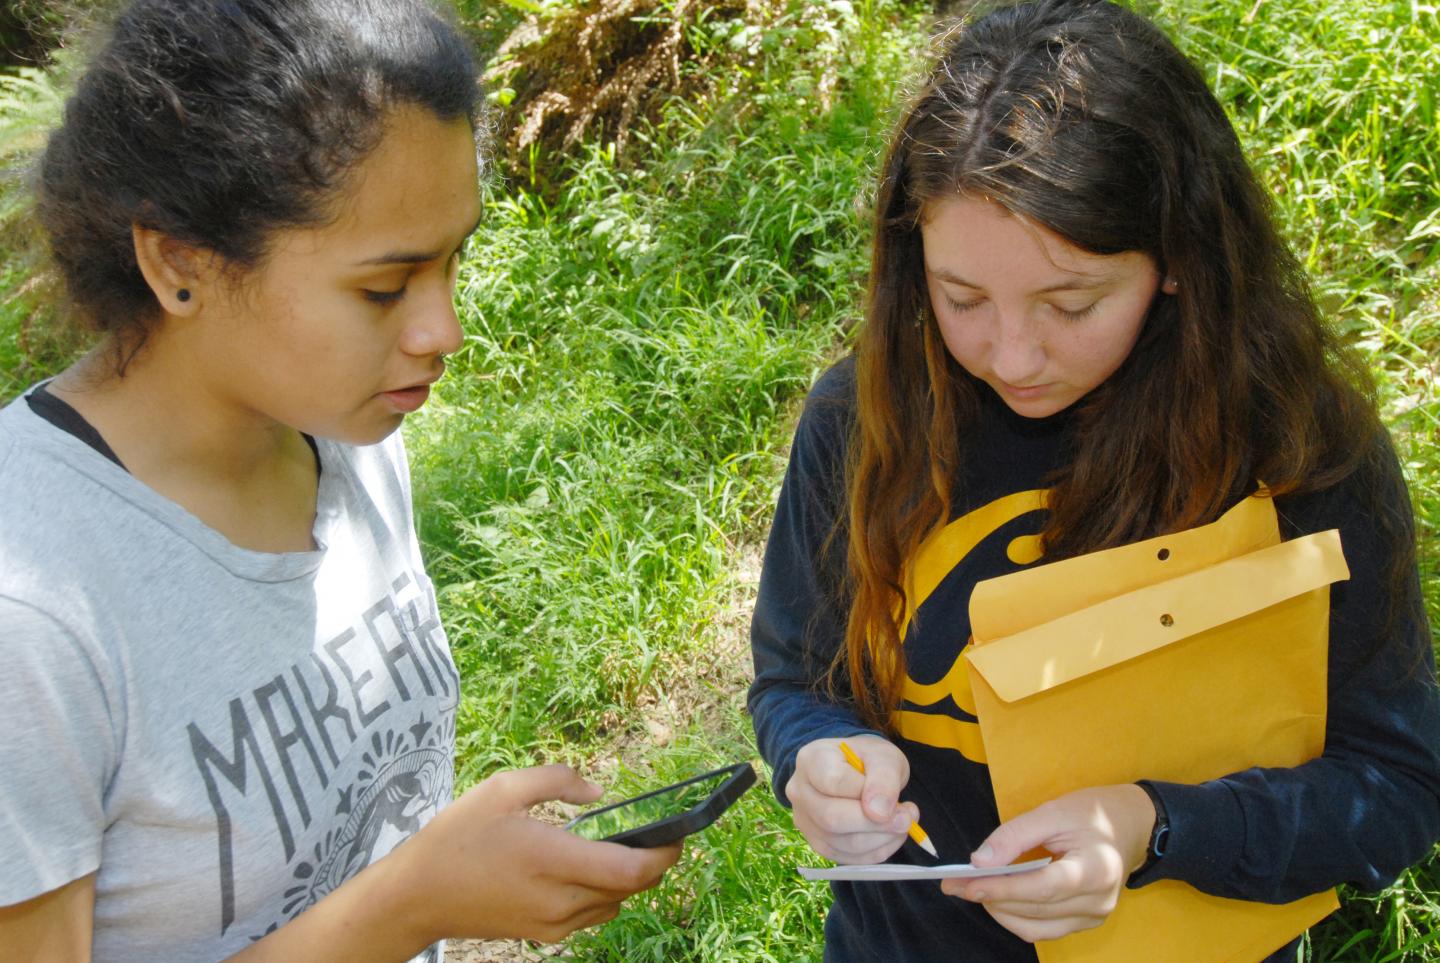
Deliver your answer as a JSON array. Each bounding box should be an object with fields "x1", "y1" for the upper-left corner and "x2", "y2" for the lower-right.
[{"x1": 1133, "y1": 781, "x2": 1170, "y2": 878}]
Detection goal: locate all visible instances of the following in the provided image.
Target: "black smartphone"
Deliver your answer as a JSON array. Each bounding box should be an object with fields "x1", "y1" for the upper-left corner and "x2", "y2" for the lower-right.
[{"x1": 564, "y1": 762, "x2": 757, "y2": 848}]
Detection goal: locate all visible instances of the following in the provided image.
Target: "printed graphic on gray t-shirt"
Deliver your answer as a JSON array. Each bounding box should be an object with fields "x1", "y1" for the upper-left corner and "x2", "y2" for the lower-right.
[
  {"x1": 188, "y1": 570, "x2": 457, "y2": 944},
  {"x1": 0, "y1": 396, "x2": 457, "y2": 961}
]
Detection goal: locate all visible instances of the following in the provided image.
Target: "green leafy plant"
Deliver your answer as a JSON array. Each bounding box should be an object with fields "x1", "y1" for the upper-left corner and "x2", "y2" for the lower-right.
[{"x1": 0, "y1": 0, "x2": 1435, "y2": 958}]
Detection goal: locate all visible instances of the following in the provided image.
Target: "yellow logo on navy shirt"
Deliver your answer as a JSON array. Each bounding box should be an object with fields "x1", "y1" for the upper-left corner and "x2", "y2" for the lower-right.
[{"x1": 890, "y1": 490, "x2": 1048, "y2": 764}]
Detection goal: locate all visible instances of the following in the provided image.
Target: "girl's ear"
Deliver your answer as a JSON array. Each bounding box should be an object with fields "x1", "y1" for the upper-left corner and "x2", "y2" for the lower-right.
[
  {"x1": 131, "y1": 224, "x2": 211, "y2": 316},
  {"x1": 1161, "y1": 276, "x2": 1179, "y2": 295}
]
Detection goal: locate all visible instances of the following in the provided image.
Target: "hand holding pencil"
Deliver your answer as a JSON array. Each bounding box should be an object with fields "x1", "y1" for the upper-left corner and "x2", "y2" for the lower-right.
[
  {"x1": 785, "y1": 735, "x2": 937, "y2": 865},
  {"x1": 838, "y1": 741, "x2": 938, "y2": 858}
]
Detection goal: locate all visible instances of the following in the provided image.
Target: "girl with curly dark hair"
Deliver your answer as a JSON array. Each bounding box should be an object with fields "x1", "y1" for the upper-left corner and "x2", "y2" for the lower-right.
[{"x1": 0, "y1": 1, "x2": 677, "y2": 958}]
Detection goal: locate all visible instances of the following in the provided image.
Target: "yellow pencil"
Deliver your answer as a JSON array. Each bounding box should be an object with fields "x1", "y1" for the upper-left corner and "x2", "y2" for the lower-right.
[{"x1": 837, "y1": 740, "x2": 939, "y2": 858}]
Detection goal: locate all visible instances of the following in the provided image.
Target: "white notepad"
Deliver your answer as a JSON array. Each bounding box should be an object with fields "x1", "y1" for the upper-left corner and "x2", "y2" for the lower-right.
[{"x1": 798, "y1": 857, "x2": 1052, "y2": 882}]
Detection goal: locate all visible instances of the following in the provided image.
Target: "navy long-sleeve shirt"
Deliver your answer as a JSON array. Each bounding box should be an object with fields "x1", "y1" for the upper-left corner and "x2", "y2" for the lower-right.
[{"x1": 748, "y1": 358, "x2": 1440, "y2": 962}]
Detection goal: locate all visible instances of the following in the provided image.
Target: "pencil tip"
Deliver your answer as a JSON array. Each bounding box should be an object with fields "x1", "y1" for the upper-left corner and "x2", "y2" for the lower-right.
[{"x1": 920, "y1": 838, "x2": 938, "y2": 858}]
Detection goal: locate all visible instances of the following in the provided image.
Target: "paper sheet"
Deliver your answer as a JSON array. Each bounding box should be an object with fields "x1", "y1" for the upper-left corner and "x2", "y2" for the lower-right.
[{"x1": 798, "y1": 857, "x2": 1051, "y2": 882}]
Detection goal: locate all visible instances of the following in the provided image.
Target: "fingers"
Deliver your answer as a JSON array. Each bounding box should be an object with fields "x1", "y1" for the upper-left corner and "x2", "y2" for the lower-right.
[
  {"x1": 624, "y1": 841, "x2": 683, "y2": 891},
  {"x1": 547, "y1": 901, "x2": 623, "y2": 941},
  {"x1": 942, "y1": 861, "x2": 1112, "y2": 915},
  {"x1": 793, "y1": 782, "x2": 915, "y2": 838},
  {"x1": 978, "y1": 891, "x2": 1116, "y2": 922},
  {"x1": 845, "y1": 736, "x2": 912, "y2": 823},
  {"x1": 796, "y1": 823, "x2": 909, "y2": 864},
  {"x1": 791, "y1": 815, "x2": 912, "y2": 864},
  {"x1": 794, "y1": 736, "x2": 910, "y2": 817},
  {"x1": 793, "y1": 740, "x2": 866, "y2": 800},
  {"x1": 790, "y1": 736, "x2": 918, "y2": 864},
  {"x1": 524, "y1": 841, "x2": 680, "y2": 942},
  {"x1": 972, "y1": 784, "x2": 1152, "y2": 872},
  {"x1": 942, "y1": 845, "x2": 1126, "y2": 944},
  {"x1": 789, "y1": 780, "x2": 915, "y2": 862},
  {"x1": 984, "y1": 905, "x2": 1106, "y2": 944},
  {"x1": 547, "y1": 830, "x2": 682, "y2": 895},
  {"x1": 943, "y1": 858, "x2": 1073, "y2": 902},
  {"x1": 482, "y1": 764, "x2": 605, "y2": 811},
  {"x1": 522, "y1": 889, "x2": 626, "y2": 944},
  {"x1": 968, "y1": 805, "x2": 1055, "y2": 869}
]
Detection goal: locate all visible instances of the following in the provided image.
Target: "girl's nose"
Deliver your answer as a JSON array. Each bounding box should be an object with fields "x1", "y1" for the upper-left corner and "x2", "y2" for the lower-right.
[
  {"x1": 403, "y1": 290, "x2": 464, "y2": 358},
  {"x1": 988, "y1": 314, "x2": 1047, "y2": 385}
]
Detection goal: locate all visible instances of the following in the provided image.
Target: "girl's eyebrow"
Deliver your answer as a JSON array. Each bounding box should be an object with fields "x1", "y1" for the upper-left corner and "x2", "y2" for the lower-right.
[
  {"x1": 926, "y1": 266, "x2": 1116, "y2": 293},
  {"x1": 355, "y1": 211, "x2": 483, "y2": 266}
]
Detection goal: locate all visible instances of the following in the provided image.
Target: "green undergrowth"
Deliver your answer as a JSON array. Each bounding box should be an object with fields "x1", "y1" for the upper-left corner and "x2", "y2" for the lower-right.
[
  {"x1": 1, "y1": 0, "x2": 1437, "y2": 958},
  {"x1": 414, "y1": 0, "x2": 1440, "y2": 956},
  {"x1": 404, "y1": 0, "x2": 914, "y2": 781}
]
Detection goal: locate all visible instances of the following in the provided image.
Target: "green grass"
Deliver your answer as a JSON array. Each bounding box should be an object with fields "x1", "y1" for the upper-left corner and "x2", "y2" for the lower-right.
[
  {"x1": 419, "y1": 0, "x2": 1440, "y2": 957},
  {"x1": 405, "y1": 0, "x2": 908, "y2": 788},
  {"x1": 1, "y1": 0, "x2": 1437, "y2": 959},
  {"x1": 0, "y1": 59, "x2": 70, "y2": 398}
]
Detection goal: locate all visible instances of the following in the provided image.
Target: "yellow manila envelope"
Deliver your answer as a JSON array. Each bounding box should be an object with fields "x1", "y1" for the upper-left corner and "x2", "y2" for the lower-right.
[{"x1": 963, "y1": 495, "x2": 1347, "y2": 963}]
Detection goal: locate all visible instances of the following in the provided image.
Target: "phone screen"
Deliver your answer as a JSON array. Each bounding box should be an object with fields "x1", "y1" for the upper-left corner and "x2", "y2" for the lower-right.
[{"x1": 569, "y1": 770, "x2": 735, "y2": 841}]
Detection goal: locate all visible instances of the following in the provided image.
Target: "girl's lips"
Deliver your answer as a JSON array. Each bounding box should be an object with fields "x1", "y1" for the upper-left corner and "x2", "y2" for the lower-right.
[
  {"x1": 997, "y1": 381, "x2": 1053, "y2": 400},
  {"x1": 381, "y1": 384, "x2": 431, "y2": 413}
]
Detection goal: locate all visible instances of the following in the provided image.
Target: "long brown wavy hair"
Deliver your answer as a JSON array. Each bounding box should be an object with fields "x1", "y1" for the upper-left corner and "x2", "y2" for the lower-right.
[{"x1": 835, "y1": 0, "x2": 1416, "y2": 730}]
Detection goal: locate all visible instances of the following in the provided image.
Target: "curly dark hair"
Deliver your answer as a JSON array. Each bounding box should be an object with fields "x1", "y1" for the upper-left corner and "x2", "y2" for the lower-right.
[{"x1": 36, "y1": 0, "x2": 482, "y2": 354}]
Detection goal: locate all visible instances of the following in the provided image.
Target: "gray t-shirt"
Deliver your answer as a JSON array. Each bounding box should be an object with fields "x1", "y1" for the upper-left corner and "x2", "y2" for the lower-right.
[{"x1": 0, "y1": 391, "x2": 457, "y2": 960}]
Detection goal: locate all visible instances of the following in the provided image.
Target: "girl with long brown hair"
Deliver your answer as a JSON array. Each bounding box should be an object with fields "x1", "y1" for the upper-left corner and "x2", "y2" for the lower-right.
[{"x1": 748, "y1": 0, "x2": 1440, "y2": 959}]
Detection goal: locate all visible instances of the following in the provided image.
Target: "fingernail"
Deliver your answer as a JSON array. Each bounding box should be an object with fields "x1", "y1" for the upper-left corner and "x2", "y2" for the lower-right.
[
  {"x1": 971, "y1": 889, "x2": 988, "y2": 901},
  {"x1": 971, "y1": 843, "x2": 993, "y2": 862},
  {"x1": 889, "y1": 813, "x2": 912, "y2": 833}
]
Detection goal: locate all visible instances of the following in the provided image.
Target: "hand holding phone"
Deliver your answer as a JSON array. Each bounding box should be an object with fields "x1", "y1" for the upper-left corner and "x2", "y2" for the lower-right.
[
  {"x1": 377, "y1": 764, "x2": 680, "y2": 947},
  {"x1": 565, "y1": 762, "x2": 757, "y2": 847}
]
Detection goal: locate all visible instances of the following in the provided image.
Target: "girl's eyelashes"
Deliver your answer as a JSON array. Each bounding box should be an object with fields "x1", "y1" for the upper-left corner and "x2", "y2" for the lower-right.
[
  {"x1": 1053, "y1": 302, "x2": 1098, "y2": 321},
  {"x1": 362, "y1": 287, "x2": 406, "y2": 305},
  {"x1": 941, "y1": 294, "x2": 1100, "y2": 320}
]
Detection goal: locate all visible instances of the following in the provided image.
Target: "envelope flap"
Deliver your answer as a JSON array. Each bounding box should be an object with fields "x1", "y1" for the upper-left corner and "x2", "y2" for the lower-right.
[
  {"x1": 964, "y1": 530, "x2": 1349, "y2": 703},
  {"x1": 969, "y1": 494, "x2": 1281, "y2": 643}
]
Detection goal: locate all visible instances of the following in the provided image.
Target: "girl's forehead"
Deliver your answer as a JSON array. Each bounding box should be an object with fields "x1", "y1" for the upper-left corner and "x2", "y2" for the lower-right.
[
  {"x1": 922, "y1": 197, "x2": 1126, "y2": 273},
  {"x1": 314, "y1": 111, "x2": 479, "y2": 240},
  {"x1": 256, "y1": 108, "x2": 481, "y2": 267}
]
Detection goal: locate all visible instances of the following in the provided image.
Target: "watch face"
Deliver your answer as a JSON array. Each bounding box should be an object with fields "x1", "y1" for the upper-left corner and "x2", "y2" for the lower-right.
[{"x1": 1152, "y1": 823, "x2": 1170, "y2": 858}]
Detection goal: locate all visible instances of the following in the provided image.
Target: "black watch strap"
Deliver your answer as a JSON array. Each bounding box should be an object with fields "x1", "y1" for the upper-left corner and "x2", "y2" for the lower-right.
[{"x1": 1133, "y1": 781, "x2": 1170, "y2": 878}]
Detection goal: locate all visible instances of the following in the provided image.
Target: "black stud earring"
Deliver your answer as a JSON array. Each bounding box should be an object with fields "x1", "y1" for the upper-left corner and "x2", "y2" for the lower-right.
[{"x1": 177, "y1": 289, "x2": 191, "y2": 303}]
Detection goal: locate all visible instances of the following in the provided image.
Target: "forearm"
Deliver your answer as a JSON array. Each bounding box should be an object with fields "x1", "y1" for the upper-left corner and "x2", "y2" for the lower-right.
[
  {"x1": 226, "y1": 845, "x2": 434, "y2": 963},
  {"x1": 1138, "y1": 725, "x2": 1440, "y2": 901},
  {"x1": 1144, "y1": 467, "x2": 1440, "y2": 902}
]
